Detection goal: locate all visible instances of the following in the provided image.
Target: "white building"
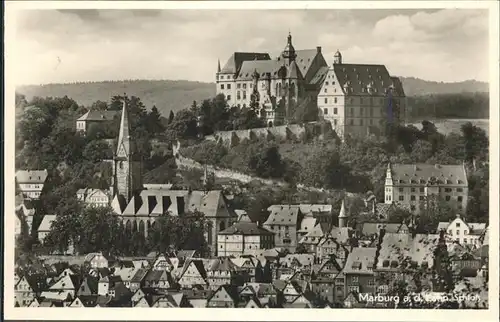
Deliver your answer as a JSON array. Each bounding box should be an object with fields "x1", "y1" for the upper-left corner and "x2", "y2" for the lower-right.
[
  {"x1": 76, "y1": 188, "x2": 111, "y2": 208},
  {"x1": 15, "y1": 170, "x2": 48, "y2": 199},
  {"x1": 217, "y1": 222, "x2": 275, "y2": 257},
  {"x1": 437, "y1": 214, "x2": 486, "y2": 247},
  {"x1": 76, "y1": 110, "x2": 120, "y2": 134},
  {"x1": 385, "y1": 163, "x2": 468, "y2": 213}
]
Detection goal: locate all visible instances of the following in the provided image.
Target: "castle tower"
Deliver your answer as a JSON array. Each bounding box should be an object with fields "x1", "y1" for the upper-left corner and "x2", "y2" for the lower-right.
[
  {"x1": 113, "y1": 97, "x2": 143, "y2": 202},
  {"x1": 281, "y1": 32, "x2": 297, "y2": 66},
  {"x1": 250, "y1": 69, "x2": 261, "y2": 110},
  {"x1": 339, "y1": 199, "x2": 347, "y2": 228},
  {"x1": 334, "y1": 50, "x2": 342, "y2": 65}
]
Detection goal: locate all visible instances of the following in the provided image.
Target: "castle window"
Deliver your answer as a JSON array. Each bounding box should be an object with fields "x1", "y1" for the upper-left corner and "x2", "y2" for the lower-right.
[
  {"x1": 458, "y1": 196, "x2": 463, "y2": 202},
  {"x1": 380, "y1": 98, "x2": 383, "y2": 104},
  {"x1": 227, "y1": 84, "x2": 231, "y2": 89},
  {"x1": 399, "y1": 188, "x2": 403, "y2": 192},
  {"x1": 324, "y1": 88, "x2": 327, "y2": 93},
  {"x1": 334, "y1": 108, "x2": 338, "y2": 115},
  {"x1": 324, "y1": 108, "x2": 328, "y2": 115},
  {"x1": 324, "y1": 98, "x2": 328, "y2": 104},
  {"x1": 399, "y1": 196, "x2": 404, "y2": 201},
  {"x1": 445, "y1": 196, "x2": 451, "y2": 201},
  {"x1": 411, "y1": 205, "x2": 416, "y2": 211},
  {"x1": 221, "y1": 84, "x2": 224, "y2": 90},
  {"x1": 420, "y1": 187, "x2": 425, "y2": 193},
  {"x1": 351, "y1": 108, "x2": 354, "y2": 116},
  {"x1": 227, "y1": 95, "x2": 231, "y2": 100},
  {"x1": 243, "y1": 83, "x2": 247, "y2": 89},
  {"x1": 334, "y1": 97, "x2": 338, "y2": 103},
  {"x1": 350, "y1": 98, "x2": 354, "y2": 104},
  {"x1": 119, "y1": 161, "x2": 123, "y2": 169},
  {"x1": 419, "y1": 196, "x2": 424, "y2": 201},
  {"x1": 326, "y1": 81, "x2": 329, "y2": 86},
  {"x1": 243, "y1": 91, "x2": 247, "y2": 99},
  {"x1": 237, "y1": 91, "x2": 241, "y2": 100},
  {"x1": 457, "y1": 188, "x2": 463, "y2": 192},
  {"x1": 411, "y1": 195, "x2": 416, "y2": 201},
  {"x1": 237, "y1": 83, "x2": 241, "y2": 89},
  {"x1": 411, "y1": 188, "x2": 416, "y2": 192}
]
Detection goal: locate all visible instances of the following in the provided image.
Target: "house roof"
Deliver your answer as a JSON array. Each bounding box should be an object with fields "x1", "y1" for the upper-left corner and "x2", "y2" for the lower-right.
[
  {"x1": 218, "y1": 221, "x2": 274, "y2": 236},
  {"x1": 144, "y1": 269, "x2": 170, "y2": 282},
  {"x1": 389, "y1": 163, "x2": 467, "y2": 186},
  {"x1": 362, "y1": 223, "x2": 408, "y2": 236},
  {"x1": 264, "y1": 205, "x2": 302, "y2": 226},
  {"x1": 208, "y1": 257, "x2": 237, "y2": 272},
  {"x1": 38, "y1": 214, "x2": 57, "y2": 232},
  {"x1": 376, "y1": 233, "x2": 440, "y2": 270},
  {"x1": 84, "y1": 252, "x2": 105, "y2": 263},
  {"x1": 343, "y1": 247, "x2": 377, "y2": 274},
  {"x1": 131, "y1": 268, "x2": 149, "y2": 283},
  {"x1": 15, "y1": 169, "x2": 48, "y2": 184},
  {"x1": 77, "y1": 110, "x2": 120, "y2": 122},
  {"x1": 437, "y1": 217, "x2": 487, "y2": 235},
  {"x1": 309, "y1": 66, "x2": 330, "y2": 86},
  {"x1": 298, "y1": 217, "x2": 317, "y2": 233}
]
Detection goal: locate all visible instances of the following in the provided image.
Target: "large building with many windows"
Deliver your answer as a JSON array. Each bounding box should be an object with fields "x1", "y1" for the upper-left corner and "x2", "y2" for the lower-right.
[
  {"x1": 384, "y1": 163, "x2": 469, "y2": 213},
  {"x1": 216, "y1": 33, "x2": 406, "y2": 138},
  {"x1": 216, "y1": 33, "x2": 328, "y2": 126},
  {"x1": 316, "y1": 51, "x2": 406, "y2": 138}
]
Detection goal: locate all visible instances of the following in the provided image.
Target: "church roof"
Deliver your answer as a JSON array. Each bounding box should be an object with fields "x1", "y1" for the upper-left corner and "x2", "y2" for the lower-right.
[
  {"x1": 288, "y1": 61, "x2": 303, "y2": 79},
  {"x1": 294, "y1": 49, "x2": 320, "y2": 77}
]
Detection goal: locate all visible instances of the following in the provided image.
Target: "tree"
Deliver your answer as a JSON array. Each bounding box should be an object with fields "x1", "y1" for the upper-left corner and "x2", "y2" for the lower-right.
[
  {"x1": 415, "y1": 196, "x2": 456, "y2": 234},
  {"x1": 168, "y1": 110, "x2": 175, "y2": 124},
  {"x1": 147, "y1": 105, "x2": 166, "y2": 135},
  {"x1": 166, "y1": 109, "x2": 198, "y2": 140},
  {"x1": 248, "y1": 145, "x2": 286, "y2": 179},
  {"x1": 461, "y1": 122, "x2": 489, "y2": 165},
  {"x1": 410, "y1": 140, "x2": 434, "y2": 163}
]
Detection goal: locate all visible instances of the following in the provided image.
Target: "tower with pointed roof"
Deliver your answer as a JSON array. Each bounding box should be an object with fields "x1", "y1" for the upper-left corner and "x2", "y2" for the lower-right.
[
  {"x1": 338, "y1": 199, "x2": 347, "y2": 228},
  {"x1": 333, "y1": 50, "x2": 342, "y2": 64},
  {"x1": 384, "y1": 163, "x2": 393, "y2": 205},
  {"x1": 112, "y1": 97, "x2": 143, "y2": 202}
]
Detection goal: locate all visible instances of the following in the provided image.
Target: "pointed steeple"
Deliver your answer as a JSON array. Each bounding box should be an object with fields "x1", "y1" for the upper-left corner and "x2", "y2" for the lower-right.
[
  {"x1": 117, "y1": 96, "x2": 131, "y2": 158},
  {"x1": 338, "y1": 199, "x2": 347, "y2": 228},
  {"x1": 217, "y1": 59, "x2": 221, "y2": 73}
]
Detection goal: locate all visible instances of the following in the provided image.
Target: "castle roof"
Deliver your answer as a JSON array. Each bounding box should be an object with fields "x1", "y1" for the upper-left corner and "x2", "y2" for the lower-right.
[
  {"x1": 237, "y1": 60, "x2": 282, "y2": 81},
  {"x1": 16, "y1": 169, "x2": 48, "y2": 184},
  {"x1": 331, "y1": 63, "x2": 401, "y2": 97},
  {"x1": 77, "y1": 110, "x2": 120, "y2": 122},
  {"x1": 220, "y1": 52, "x2": 271, "y2": 74},
  {"x1": 389, "y1": 163, "x2": 467, "y2": 186}
]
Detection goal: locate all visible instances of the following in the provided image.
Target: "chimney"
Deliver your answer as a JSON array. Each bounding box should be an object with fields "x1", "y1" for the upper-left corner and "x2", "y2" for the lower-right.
[{"x1": 316, "y1": 46, "x2": 322, "y2": 53}]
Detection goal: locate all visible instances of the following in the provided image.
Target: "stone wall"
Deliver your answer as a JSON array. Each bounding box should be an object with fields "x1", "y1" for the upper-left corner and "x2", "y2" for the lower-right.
[{"x1": 205, "y1": 122, "x2": 334, "y2": 148}]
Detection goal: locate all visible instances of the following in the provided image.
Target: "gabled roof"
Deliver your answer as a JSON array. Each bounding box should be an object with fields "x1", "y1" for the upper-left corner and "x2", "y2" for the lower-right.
[
  {"x1": 264, "y1": 205, "x2": 302, "y2": 226},
  {"x1": 218, "y1": 222, "x2": 274, "y2": 236},
  {"x1": 144, "y1": 269, "x2": 170, "y2": 282},
  {"x1": 362, "y1": 222, "x2": 408, "y2": 236},
  {"x1": 389, "y1": 163, "x2": 467, "y2": 186},
  {"x1": 208, "y1": 257, "x2": 237, "y2": 272},
  {"x1": 288, "y1": 61, "x2": 303, "y2": 80},
  {"x1": 38, "y1": 214, "x2": 56, "y2": 232},
  {"x1": 15, "y1": 169, "x2": 48, "y2": 184},
  {"x1": 77, "y1": 110, "x2": 120, "y2": 122},
  {"x1": 331, "y1": 63, "x2": 396, "y2": 97},
  {"x1": 237, "y1": 60, "x2": 283, "y2": 81},
  {"x1": 220, "y1": 52, "x2": 271, "y2": 74},
  {"x1": 295, "y1": 49, "x2": 320, "y2": 77},
  {"x1": 376, "y1": 233, "x2": 440, "y2": 270},
  {"x1": 208, "y1": 285, "x2": 239, "y2": 304},
  {"x1": 343, "y1": 247, "x2": 377, "y2": 275}
]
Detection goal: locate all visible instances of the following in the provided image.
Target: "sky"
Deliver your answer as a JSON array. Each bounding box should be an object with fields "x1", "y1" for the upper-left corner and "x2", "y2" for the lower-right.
[{"x1": 14, "y1": 8, "x2": 490, "y2": 85}]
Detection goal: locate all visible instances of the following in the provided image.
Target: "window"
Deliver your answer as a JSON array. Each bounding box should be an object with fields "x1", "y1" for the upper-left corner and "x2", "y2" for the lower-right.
[
  {"x1": 334, "y1": 97, "x2": 338, "y2": 103},
  {"x1": 445, "y1": 196, "x2": 451, "y2": 201},
  {"x1": 333, "y1": 119, "x2": 337, "y2": 125},
  {"x1": 457, "y1": 188, "x2": 463, "y2": 192},
  {"x1": 221, "y1": 84, "x2": 224, "y2": 90},
  {"x1": 445, "y1": 188, "x2": 452, "y2": 193},
  {"x1": 420, "y1": 187, "x2": 425, "y2": 193},
  {"x1": 324, "y1": 98, "x2": 328, "y2": 104},
  {"x1": 334, "y1": 108, "x2": 338, "y2": 114},
  {"x1": 227, "y1": 84, "x2": 231, "y2": 89},
  {"x1": 368, "y1": 279, "x2": 375, "y2": 286},
  {"x1": 242, "y1": 91, "x2": 247, "y2": 99},
  {"x1": 464, "y1": 230, "x2": 468, "y2": 235},
  {"x1": 411, "y1": 195, "x2": 416, "y2": 201},
  {"x1": 236, "y1": 91, "x2": 241, "y2": 100},
  {"x1": 456, "y1": 222, "x2": 460, "y2": 227},
  {"x1": 227, "y1": 95, "x2": 231, "y2": 100},
  {"x1": 324, "y1": 88, "x2": 327, "y2": 93},
  {"x1": 399, "y1": 195, "x2": 404, "y2": 201},
  {"x1": 326, "y1": 81, "x2": 329, "y2": 85},
  {"x1": 411, "y1": 205, "x2": 416, "y2": 211},
  {"x1": 464, "y1": 238, "x2": 468, "y2": 244},
  {"x1": 351, "y1": 276, "x2": 359, "y2": 283},
  {"x1": 419, "y1": 196, "x2": 425, "y2": 201},
  {"x1": 456, "y1": 230, "x2": 460, "y2": 235},
  {"x1": 324, "y1": 108, "x2": 328, "y2": 115},
  {"x1": 411, "y1": 188, "x2": 416, "y2": 192},
  {"x1": 458, "y1": 196, "x2": 463, "y2": 202},
  {"x1": 250, "y1": 84, "x2": 253, "y2": 88},
  {"x1": 243, "y1": 83, "x2": 247, "y2": 89},
  {"x1": 237, "y1": 83, "x2": 241, "y2": 89},
  {"x1": 448, "y1": 230, "x2": 452, "y2": 235},
  {"x1": 399, "y1": 188, "x2": 404, "y2": 193}
]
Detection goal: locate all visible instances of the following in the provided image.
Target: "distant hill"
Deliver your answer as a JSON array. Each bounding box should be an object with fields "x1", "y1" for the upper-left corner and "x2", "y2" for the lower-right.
[
  {"x1": 16, "y1": 77, "x2": 488, "y2": 118},
  {"x1": 399, "y1": 77, "x2": 488, "y2": 96},
  {"x1": 17, "y1": 80, "x2": 216, "y2": 117}
]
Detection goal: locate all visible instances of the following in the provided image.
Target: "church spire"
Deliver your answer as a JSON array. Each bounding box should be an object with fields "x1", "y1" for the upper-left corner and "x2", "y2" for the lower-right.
[
  {"x1": 217, "y1": 59, "x2": 221, "y2": 73},
  {"x1": 117, "y1": 95, "x2": 131, "y2": 157}
]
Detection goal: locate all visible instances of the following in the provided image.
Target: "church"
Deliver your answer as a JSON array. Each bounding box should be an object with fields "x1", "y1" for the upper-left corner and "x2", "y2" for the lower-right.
[{"x1": 107, "y1": 100, "x2": 237, "y2": 256}]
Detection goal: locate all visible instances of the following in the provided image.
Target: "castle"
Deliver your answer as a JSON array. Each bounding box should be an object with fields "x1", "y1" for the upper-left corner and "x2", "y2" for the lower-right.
[{"x1": 216, "y1": 33, "x2": 406, "y2": 138}]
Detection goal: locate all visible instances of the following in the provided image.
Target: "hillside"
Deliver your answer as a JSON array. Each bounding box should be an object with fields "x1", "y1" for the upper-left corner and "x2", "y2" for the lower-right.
[
  {"x1": 17, "y1": 80, "x2": 216, "y2": 117},
  {"x1": 16, "y1": 77, "x2": 488, "y2": 118},
  {"x1": 399, "y1": 77, "x2": 488, "y2": 96}
]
